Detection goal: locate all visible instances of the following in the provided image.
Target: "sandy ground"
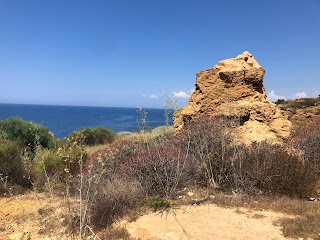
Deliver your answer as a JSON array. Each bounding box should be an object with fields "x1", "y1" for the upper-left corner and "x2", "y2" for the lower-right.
[
  {"x1": 124, "y1": 204, "x2": 290, "y2": 240},
  {"x1": 0, "y1": 192, "x2": 292, "y2": 240},
  {"x1": 0, "y1": 192, "x2": 71, "y2": 240}
]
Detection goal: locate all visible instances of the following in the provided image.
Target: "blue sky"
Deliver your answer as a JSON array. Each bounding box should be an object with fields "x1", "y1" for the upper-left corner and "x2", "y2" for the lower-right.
[{"x1": 0, "y1": 0, "x2": 319, "y2": 108}]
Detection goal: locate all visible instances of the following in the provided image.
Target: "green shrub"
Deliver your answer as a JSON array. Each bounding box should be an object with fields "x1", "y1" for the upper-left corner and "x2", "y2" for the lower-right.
[
  {"x1": 0, "y1": 140, "x2": 31, "y2": 187},
  {"x1": 0, "y1": 118, "x2": 54, "y2": 150},
  {"x1": 68, "y1": 127, "x2": 116, "y2": 146},
  {"x1": 150, "y1": 197, "x2": 171, "y2": 211},
  {"x1": 275, "y1": 99, "x2": 285, "y2": 105},
  {"x1": 34, "y1": 137, "x2": 87, "y2": 189}
]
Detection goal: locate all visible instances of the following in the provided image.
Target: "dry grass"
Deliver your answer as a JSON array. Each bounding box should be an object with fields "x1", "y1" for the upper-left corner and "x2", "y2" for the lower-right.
[
  {"x1": 84, "y1": 143, "x2": 111, "y2": 157},
  {"x1": 85, "y1": 126, "x2": 174, "y2": 157},
  {"x1": 97, "y1": 226, "x2": 132, "y2": 240},
  {"x1": 251, "y1": 213, "x2": 265, "y2": 219},
  {"x1": 281, "y1": 214, "x2": 320, "y2": 240},
  {"x1": 118, "y1": 126, "x2": 174, "y2": 143},
  {"x1": 125, "y1": 206, "x2": 149, "y2": 223}
]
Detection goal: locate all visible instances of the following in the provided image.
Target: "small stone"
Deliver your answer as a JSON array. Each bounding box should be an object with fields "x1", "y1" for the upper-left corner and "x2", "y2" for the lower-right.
[{"x1": 187, "y1": 192, "x2": 194, "y2": 197}]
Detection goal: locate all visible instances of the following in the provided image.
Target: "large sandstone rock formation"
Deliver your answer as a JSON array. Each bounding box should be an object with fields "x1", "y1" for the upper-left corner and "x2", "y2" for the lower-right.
[{"x1": 174, "y1": 51, "x2": 292, "y2": 144}]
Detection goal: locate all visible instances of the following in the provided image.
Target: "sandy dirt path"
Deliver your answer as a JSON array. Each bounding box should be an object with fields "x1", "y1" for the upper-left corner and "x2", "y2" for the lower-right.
[
  {"x1": 125, "y1": 204, "x2": 290, "y2": 240},
  {"x1": 0, "y1": 192, "x2": 292, "y2": 240},
  {"x1": 0, "y1": 192, "x2": 69, "y2": 240}
]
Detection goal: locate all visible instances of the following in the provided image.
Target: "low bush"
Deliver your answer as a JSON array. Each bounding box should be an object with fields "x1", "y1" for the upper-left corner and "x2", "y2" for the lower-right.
[
  {"x1": 86, "y1": 139, "x2": 143, "y2": 178},
  {"x1": 89, "y1": 177, "x2": 143, "y2": 229},
  {"x1": 0, "y1": 118, "x2": 54, "y2": 150},
  {"x1": 124, "y1": 146, "x2": 193, "y2": 197},
  {"x1": 275, "y1": 99, "x2": 285, "y2": 104},
  {"x1": 0, "y1": 139, "x2": 31, "y2": 187},
  {"x1": 289, "y1": 117, "x2": 320, "y2": 174},
  {"x1": 192, "y1": 141, "x2": 317, "y2": 197},
  {"x1": 238, "y1": 142, "x2": 318, "y2": 197},
  {"x1": 34, "y1": 137, "x2": 87, "y2": 190},
  {"x1": 86, "y1": 138, "x2": 189, "y2": 197},
  {"x1": 68, "y1": 127, "x2": 116, "y2": 146},
  {"x1": 174, "y1": 115, "x2": 235, "y2": 187},
  {"x1": 76, "y1": 139, "x2": 144, "y2": 220},
  {"x1": 172, "y1": 116, "x2": 318, "y2": 197},
  {"x1": 150, "y1": 197, "x2": 171, "y2": 211}
]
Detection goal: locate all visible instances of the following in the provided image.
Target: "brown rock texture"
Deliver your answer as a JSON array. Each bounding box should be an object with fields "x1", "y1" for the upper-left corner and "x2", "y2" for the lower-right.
[{"x1": 174, "y1": 51, "x2": 292, "y2": 144}]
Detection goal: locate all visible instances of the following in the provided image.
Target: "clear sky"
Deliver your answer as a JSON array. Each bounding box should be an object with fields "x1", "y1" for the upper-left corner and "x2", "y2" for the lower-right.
[{"x1": 0, "y1": 0, "x2": 319, "y2": 108}]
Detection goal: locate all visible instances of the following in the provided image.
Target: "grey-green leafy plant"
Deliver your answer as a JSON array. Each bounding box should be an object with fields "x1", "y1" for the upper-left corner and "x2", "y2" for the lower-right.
[
  {"x1": 137, "y1": 106, "x2": 149, "y2": 131},
  {"x1": 162, "y1": 89, "x2": 178, "y2": 127}
]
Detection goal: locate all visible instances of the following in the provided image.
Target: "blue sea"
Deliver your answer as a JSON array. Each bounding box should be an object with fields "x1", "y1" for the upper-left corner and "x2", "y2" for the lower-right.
[{"x1": 0, "y1": 104, "x2": 173, "y2": 139}]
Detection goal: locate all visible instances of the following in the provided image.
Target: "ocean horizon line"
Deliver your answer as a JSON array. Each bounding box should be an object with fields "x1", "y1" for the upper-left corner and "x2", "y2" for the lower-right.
[
  {"x1": 0, "y1": 103, "x2": 174, "y2": 138},
  {"x1": 0, "y1": 102, "x2": 172, "y2": 110}
]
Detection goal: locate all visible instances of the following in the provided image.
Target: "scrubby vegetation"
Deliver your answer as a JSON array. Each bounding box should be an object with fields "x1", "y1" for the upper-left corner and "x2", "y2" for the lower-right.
[
  {"x1": 1, "y1": 116, "x2": 320, "y2": 239},
  {"x1": 81, "y1": 115, "x2": 320, "y2": 233},
  {"x1": 68, "y1": 126, "x2": 116, "y2": 146},
  {"x1": 289, "y1": 117, "x2": 320, "y2": 173},
  {"x1": 0, "y1": 118, "x2": 54, "y2": 150},
  {"x1": 0, "y1": 139, "x2": 30, "y2": 188},
  {"x1": 276, "y1": 97, "x2": 320, "y2": 110},
  {"x1": 33, "y1": 136, "x2": 87, "y2": 190}
]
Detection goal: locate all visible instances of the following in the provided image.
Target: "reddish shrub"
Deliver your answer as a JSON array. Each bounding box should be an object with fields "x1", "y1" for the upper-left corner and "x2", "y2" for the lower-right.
[
  {"x1": 124, "y1": 146, "x2": 193, "y2": 197},
  {"x1": 85, "y1": 139, "x2": 144, "y2": 178}
]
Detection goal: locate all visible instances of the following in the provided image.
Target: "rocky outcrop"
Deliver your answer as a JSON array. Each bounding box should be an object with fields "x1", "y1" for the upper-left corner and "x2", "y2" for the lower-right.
[{"x1": 174, "y1": 51, "x2": 292, "y2": 144}]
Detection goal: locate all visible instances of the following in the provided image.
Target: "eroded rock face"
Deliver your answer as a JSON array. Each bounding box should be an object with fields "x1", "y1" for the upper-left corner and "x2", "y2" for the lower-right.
[{"x1": 174, "y1": 51, "x2": 292, "y2": 144}]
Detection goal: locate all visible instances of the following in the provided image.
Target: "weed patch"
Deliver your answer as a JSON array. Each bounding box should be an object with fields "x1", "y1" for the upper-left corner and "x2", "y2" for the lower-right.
[{"x1": 150, "y1": 197, "x2": 171, "y2": 211}]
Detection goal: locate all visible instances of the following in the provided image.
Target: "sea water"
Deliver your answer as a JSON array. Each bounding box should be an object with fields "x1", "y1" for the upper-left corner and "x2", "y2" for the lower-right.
[{"x1": 0, "y1": 104, "x2": 173, "y2": 138}]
